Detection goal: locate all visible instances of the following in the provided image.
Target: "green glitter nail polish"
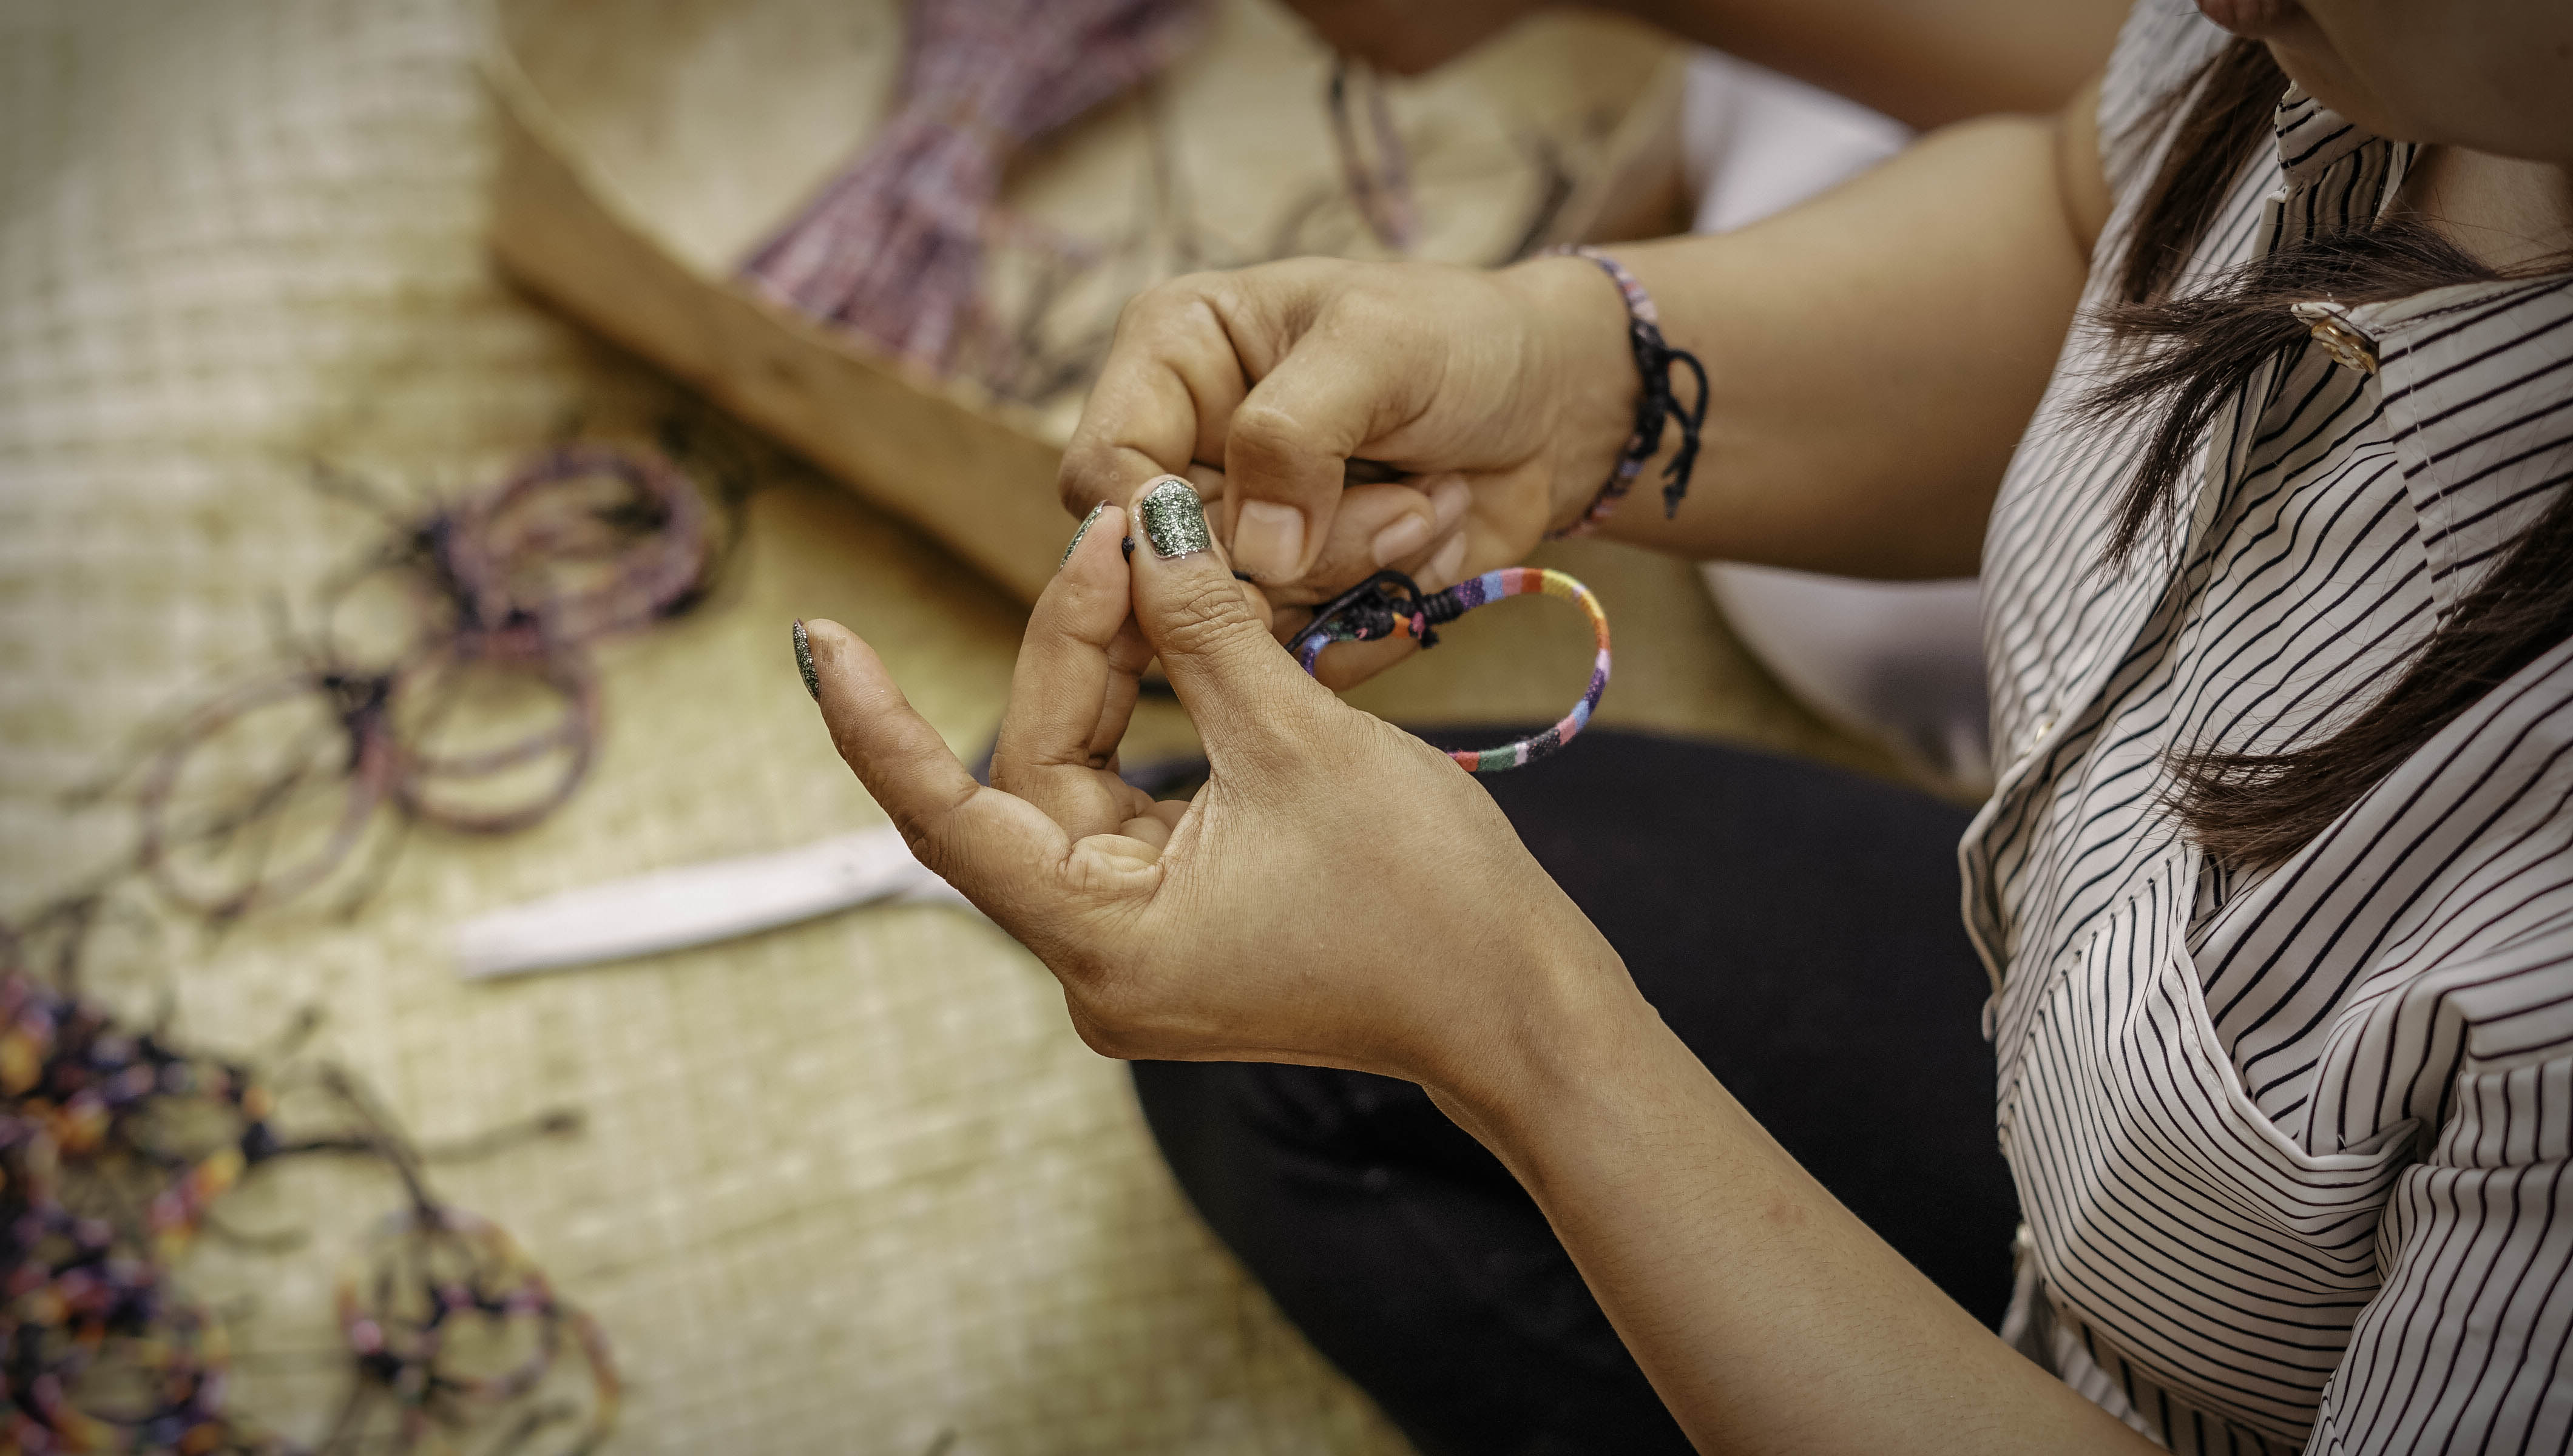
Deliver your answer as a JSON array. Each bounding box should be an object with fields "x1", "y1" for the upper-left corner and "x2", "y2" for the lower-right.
[
  {"x1": 1061, "y1": 500, "x2": 1106, "y2": 566},
  {"x1": 792, "y1": 620, "x2": 819, "y2": 701},
  {"x1": 1138, "y1": 476, "x2": 1211, "y2": 558}
]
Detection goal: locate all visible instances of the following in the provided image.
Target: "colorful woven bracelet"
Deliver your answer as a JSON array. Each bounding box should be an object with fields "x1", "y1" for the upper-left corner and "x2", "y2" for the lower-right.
[
  {"x1": 1544, "y1": 246, "x2": 1710, "y2": 538},
  {"x1": 1287, "y1": 566, "x2": 1611, "y2": 774}
]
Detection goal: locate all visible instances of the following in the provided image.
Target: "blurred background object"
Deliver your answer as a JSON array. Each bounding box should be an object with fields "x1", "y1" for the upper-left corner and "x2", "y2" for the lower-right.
[{"x1": 737, "y1": 0, "x2": 1208, "y2": 373}]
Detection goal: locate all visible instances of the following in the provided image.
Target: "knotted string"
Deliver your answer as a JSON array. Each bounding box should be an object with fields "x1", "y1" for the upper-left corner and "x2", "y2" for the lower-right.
[
  {"x1": 1288, "y1": 566, "x2": 1611, "y2": 774},
  {"x1": 126, "y1": 445, "x2": 718, "y2": 922},
  {"x1": 1544, "y1": 246, "x2": 1711, "y2": 532},
  {"x1": 1632, "y1": 312, "x2": 1710, "y2": 520}
]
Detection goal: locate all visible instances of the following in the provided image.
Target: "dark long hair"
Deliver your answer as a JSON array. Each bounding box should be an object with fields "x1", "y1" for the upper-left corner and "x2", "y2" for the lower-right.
[{"x1": 2083, "y1": 39, "x2": 2573, "y2": 867}]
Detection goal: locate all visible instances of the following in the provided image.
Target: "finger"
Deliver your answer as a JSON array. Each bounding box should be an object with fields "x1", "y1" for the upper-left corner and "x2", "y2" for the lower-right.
[
  {"x1": 1057, "y1": 279, "x2": 1253, "y2": 521},
  {"x1": 992, "y1": 507, "x2": 1156, "y2": 837},
  {"x1": 1257, "y1": 482, "x2": 1439, "y2": 606},
  {"x1": 802, "y1": 619, "x2": 1109, "y2": 925},
  {"x1": 1124, "y1": 477, "x2": 1337, "y2": 760},
  {"x1": 1300, "y1": 500, "x2": 1496, "y2": 689},
  {"x1": 1118, "y1": 814, "x2": 1173, "y2": 851},
  {"x1": 1114, "y1": 794, "x2": 1195, "y2": 851},
  {"x1": 1220, "y1": 295, "x2": 1438, "y2": 585},
  {"x1": 1257, "y1": 491, "x2": 1463, "y2": 688},
  {"x1": 1418, "y1": 528, "x2": 1470, "y2": 592},
  {"x1": 1310, "y1": 633, "x2": 1421, "y2": 691},
  {"x1": 1182, "y1": 460, "x2": 1228, "y2": 508}
]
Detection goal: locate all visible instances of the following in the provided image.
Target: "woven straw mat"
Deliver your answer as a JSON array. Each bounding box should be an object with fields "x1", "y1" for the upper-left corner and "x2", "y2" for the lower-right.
[{"x1": 0, "y1": 2, "x2": 1886, "y2": 1451}]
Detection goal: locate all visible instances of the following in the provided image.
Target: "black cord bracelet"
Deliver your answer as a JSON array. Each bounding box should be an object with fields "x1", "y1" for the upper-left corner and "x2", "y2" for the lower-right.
[{"x1": 1545, "y1": 246, "x2": 1711, "y2": 534}]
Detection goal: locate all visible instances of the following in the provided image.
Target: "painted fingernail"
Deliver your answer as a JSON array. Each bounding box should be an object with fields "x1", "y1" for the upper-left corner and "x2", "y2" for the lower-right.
[
  {"x1": 1431, "y1": 478, "x2": 1470, "y2": 532},
  {"x1": 1233, "y1": 499, "x2": 1306, "y2": 580},
  {"x1": 1061, "y1": 501, "x2": 1106, "y2": 567},
  {"x1": 1370, "y1": 513, "x2": 1433, "y2": 565},
  {"x1": 1424, "y1": 533, "x2": 1467, "y2": 589},
  {"x1": 1138, "y1": 476, "x2": 1212, "y2": 558},
  {"x1": 791, "y1": 619, "x2": 819, "y2": 701}
]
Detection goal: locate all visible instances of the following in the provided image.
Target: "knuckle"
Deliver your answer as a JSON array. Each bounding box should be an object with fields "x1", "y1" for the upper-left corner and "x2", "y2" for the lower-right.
[
  {"x1": 881, "y1": 775, "x2": 976, "y2": 876},
  {"x1": 1321, "y1": 279, "x2": 1414, "y2": 340},
  {"x1": 1229, "y1": 397, "x2": 1297, "y2": 445},
  {"x1": 1225, "y1": 400, "x2": 1305, "y2": 475},
  {"x1": 1112, "y1": 277, "x2": 1189, "y2": 332},
  {"x1": 1155, "y1": 576, "x2": 1264, "y2": 658},
  {"x1": 885, "y1": 807, "x2": 947, "y2": 877},
  {"x1": 1118, "y1": 275, "x2": 1221, "y2": 345}
]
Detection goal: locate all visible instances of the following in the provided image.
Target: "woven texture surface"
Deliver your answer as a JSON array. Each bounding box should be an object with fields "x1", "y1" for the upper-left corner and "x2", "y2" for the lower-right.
[{"x1": 0, "y1": 2, "x2": 1881, "y2": 1449}]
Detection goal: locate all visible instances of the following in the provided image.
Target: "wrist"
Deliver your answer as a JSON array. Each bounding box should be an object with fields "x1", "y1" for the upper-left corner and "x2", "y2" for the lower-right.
[
  {"x1": 1497, "y1": 254, "x2": 1640, "y2": 531},
  {"x1": 1418, "y1": 922, "x2": 1671, "y2": 1168}
]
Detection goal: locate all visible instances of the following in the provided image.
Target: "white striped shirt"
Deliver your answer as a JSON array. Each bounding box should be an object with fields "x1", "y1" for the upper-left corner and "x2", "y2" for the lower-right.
[{"x1": 1966, "y1": 4, "x2": 2573, "y2": 1451}]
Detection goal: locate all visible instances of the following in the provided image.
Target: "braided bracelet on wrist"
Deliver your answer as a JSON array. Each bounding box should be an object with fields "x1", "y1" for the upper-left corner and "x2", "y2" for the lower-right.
[{"x1": 1544, "y1": 246, "x2": 1710, "y2": 538}]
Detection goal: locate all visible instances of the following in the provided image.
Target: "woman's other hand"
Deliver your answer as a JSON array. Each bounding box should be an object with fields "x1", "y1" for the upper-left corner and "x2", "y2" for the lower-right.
[
  {"x1": 1057, "y1": 257, "x2": 1632, "y2": 687},
  {"x1": 802, "y1": 482, "x2": 1637, "y2": 1102}
]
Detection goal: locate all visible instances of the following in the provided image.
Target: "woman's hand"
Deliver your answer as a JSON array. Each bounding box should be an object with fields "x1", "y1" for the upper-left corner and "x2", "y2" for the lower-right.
[
  {"x1": 1057, "y1": 256, "x2": 1634, "y2": 687},
  {"x1": 806, "y1": 477, "x2": 2164, "y2": 1456},
  {"x1": 802, "y1": 480, "x2": 1640, "y2": 1097}
]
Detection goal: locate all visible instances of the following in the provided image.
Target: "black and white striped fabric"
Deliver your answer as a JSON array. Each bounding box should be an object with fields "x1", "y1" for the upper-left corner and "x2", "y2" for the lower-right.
[{"x1": 1965, "y1": 4, "x2": 2573, "y2": 1451}]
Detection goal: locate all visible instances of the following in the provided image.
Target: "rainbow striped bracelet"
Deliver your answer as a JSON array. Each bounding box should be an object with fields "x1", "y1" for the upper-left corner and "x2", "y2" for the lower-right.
[{"x1": 1286, "y1": 565, "x2": 1611, "y2": 774}]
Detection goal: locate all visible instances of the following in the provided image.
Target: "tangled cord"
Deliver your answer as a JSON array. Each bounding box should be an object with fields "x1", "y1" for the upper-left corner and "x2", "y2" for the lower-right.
[
  {"x1": 0, "y1": 903, "x2": 612, "y2": 1455},
  {"x1": 1287, "y1": 566, "x2": 1611, "y2": 774},
  {"x1": 738, "y1": 0, "x2": 1205, "y2": 372},
  {"x1": 111, "y1": 442, "x2": 725, "y2": 924}
]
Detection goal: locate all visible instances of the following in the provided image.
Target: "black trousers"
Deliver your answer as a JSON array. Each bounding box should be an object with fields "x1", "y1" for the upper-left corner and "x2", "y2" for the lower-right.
[{"x1": 1131, "y1": 730, "x2": 2018, "y2": 1456}]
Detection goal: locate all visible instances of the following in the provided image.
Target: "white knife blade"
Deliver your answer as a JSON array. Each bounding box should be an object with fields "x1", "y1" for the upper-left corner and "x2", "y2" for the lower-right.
[{"x1": 454, "y1": 826, "x2": 976, "y2": 980}]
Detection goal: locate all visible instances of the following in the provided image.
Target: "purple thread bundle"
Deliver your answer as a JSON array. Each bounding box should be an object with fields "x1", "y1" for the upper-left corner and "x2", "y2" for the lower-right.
[{"x1": 739, "y1": 0, "x2": 1204, "y2": 372}]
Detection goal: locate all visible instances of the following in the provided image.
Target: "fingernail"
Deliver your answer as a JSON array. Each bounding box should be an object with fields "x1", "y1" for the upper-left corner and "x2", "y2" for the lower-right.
[
  {"x1": 791, "y1": 619, "x2": 819, "y2": 701},
  {"x1": 1232, "y1": 499, "x2": 1306, "y2": 580},
  {"x1": 1424, "y1": 533, "x2": 1467, "y2": 589},
  {"x1": 1432, "y1": 478, "x2": 1470, "y2": 532},
  {"x1": 1370, "y1": 513, "x2": 1433, "y2": 565},
  {"x1": 1061, "y1": 501, "x2": 1106, "y2": 567},
  {"x1": 1138, "y1": 476, "x2": 1213, "y2": 558}
]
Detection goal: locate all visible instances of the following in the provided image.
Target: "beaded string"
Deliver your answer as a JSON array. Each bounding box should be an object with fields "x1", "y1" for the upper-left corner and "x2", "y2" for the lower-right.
[
  {"x1": 1287, "y1": 567, "x2": 1611, "y2": 774},
  {"x1": 0, "y1": 898, "x2": 614, "y2": 1455}
]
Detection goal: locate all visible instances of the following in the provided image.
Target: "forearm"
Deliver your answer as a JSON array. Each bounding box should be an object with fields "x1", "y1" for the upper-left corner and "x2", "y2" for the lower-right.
[
  {"x1": 1606, "y1": 0, "x2": 2126, "y2": 127},
  {"x1": 1516, "y1": 93, "x2": 2103, "y2": 578},
  {"x1": 1432, "y1": 979, "x2": 2156, "y2": 1454}
]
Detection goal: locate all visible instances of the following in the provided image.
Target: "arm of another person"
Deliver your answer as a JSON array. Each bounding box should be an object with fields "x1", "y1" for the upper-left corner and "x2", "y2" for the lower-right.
[
  {"x1": 1290, "y1": 0, "x2": 2127, "y2": 128},
  {"x1": 797, "y1": 497, "x2": 2162, "y2": 1454}
]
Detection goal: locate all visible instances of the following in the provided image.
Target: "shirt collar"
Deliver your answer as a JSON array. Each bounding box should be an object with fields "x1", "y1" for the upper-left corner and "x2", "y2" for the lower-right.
[
  {"x1": 2266, "y1": 86, "x2": 2570, "y2": 619},
  {"x1": 2273, "y1": 83, "x2": 2378, "y2": 184},
  {"x1": 2352, "y1": 276, "x2": 2573, "y2": 619}
]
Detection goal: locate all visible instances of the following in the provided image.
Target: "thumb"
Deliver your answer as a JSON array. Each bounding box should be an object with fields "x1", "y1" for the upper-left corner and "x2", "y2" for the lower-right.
[{"x1": 1125, "y1": 476, "x2": 1336, "y2": 755}]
